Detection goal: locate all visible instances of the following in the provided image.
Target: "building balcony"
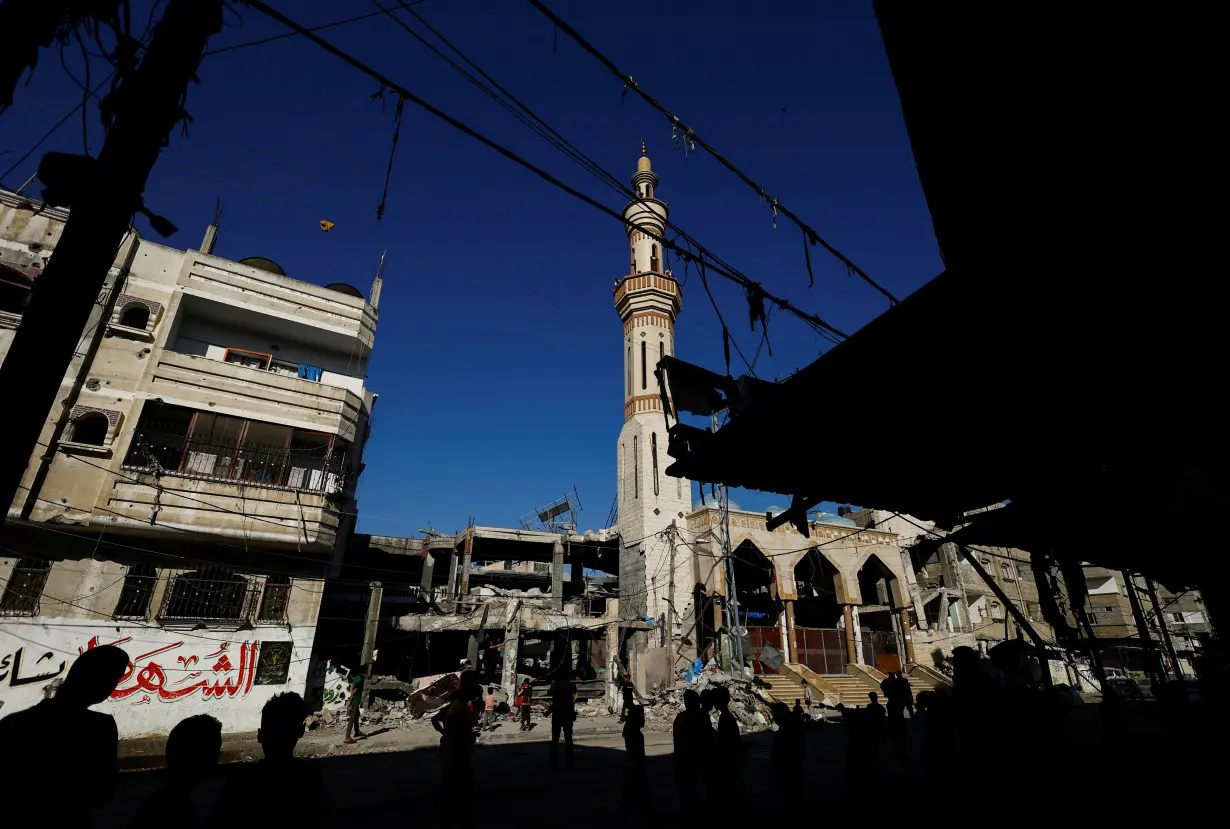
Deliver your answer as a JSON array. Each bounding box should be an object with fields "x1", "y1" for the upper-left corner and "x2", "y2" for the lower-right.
[
  {"x1": 177, "y1": 251, "x2": 376, "y2": 353},
  {"x1": 103, "y1": 467, "x2": 343, "y2": 552},
  {"x1": 148, "y1": 350, "x2": 365, "y2": 442}
]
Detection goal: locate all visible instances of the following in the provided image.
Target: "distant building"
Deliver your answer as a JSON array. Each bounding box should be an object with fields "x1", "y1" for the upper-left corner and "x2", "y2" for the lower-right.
[{"x1": 0, "y1": 189, "x2": 379, "y2": 735}]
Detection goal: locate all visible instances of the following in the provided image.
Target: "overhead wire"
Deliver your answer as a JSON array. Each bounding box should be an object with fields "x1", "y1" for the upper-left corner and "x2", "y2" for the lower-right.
[
  {"x1": 523, "y1": 0, "x2": 900, "y2": 307},
  {"x1": 379, "y1": 0, "x2": 846, "y2": 361},
  {"x1": 242, "y1": 0, "x2": 849, "y2": 350}
]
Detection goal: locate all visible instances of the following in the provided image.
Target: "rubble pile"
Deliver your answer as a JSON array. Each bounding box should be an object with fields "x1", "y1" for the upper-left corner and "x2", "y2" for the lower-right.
[{"x1": 640, "y1": 664, "x2": 772, "y2": 733}]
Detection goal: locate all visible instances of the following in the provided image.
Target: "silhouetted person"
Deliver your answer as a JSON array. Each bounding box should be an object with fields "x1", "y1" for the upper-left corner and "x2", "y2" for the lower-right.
[
  {"x1": 770, "y1": 701, "x2": 803, "y2": 797},
  {"x1": 793, "y1": 699, "x2": 806, "y2": 724},
  {"x1": 672, "y1": 689, "x2": 713, "y2": 810},
  {"x1": 0, "y1": 644, "x2": 129, "y2": 827},
  {"x1": 619, "y1": 684, "x2": 635, "y2": 723},
  {"x1": 549, "y1": 677, "x2": 577, "y2": 768},
  {"x1": 883, "y1": 672, "x2": 911, "y2": 752},
  {"x1": 711, "y1": 686, "x2": 743, "y2": 808},
  {"x1": 128, "y1": 715, "x2": 221, "y2": 829},
  {"x1": 212, "y1": 693, "x2": 324, "y2": 824},
  {"x1": 865, "y1": 691, "x2": 887, "y2": 745},
  {"x1": 433, "y1": 669, "x2": 481, "y2": 829},
  {"x1": 619, "y1": 704, "x2": 654, "y2": 824},
  {"x1": 343, "y1": 671, "x2": 365, "y2": 744}
]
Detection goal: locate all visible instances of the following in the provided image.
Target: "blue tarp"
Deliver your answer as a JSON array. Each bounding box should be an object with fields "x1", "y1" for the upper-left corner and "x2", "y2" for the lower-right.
[{"x1": 298, "y1": 364, "x2": 323, "y2": 382}]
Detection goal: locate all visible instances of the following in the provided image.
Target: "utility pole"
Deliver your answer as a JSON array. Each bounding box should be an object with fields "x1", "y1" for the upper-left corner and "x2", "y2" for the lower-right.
[
  {"x1": 0, "y1": 0, "x2": 224, "y2": 527},
  {"x1": 666, "y1": 520, "x2": 676, "y2": 672},
  {"x1": 1145, "y1": 575, "x2": 1184, "y2": 679},
  {"x1": 361, "y1": 581, "x2": 384, "y2": 681},
  {"x1": 1124, "y1": 572, "x2": 1163, "y2": 686}
]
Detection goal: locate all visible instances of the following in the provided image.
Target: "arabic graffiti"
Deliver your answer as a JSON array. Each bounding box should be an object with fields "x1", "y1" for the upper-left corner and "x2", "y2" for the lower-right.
[
  {"x1": 0, "y1": 648, "x2": 69, "y2": 687},
  {"x1": 80, "y1": 636, "x2": 263, "y2": 704}
]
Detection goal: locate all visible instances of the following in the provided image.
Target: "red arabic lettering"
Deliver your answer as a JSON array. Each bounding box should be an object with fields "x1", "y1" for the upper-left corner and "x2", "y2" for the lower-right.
[{"x1": 102, "y1": 639, "x2": 261, "y2": 704}]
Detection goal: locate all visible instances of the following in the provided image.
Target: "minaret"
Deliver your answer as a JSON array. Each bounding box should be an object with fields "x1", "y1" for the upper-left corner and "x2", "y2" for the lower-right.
[{"x1": 614, "y1": 144, "x2": 692, "y2": 640}]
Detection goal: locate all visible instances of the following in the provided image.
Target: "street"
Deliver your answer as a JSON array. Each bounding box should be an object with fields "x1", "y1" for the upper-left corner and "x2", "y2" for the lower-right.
[{"x1": 96, "y1": 724, "x2": 857, "y2": 828}]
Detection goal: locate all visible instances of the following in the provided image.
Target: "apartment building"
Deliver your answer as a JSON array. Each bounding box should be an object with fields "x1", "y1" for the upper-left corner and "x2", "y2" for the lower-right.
[{"x1": 0, "y1": 189, "x2": 379, "y2": 736}]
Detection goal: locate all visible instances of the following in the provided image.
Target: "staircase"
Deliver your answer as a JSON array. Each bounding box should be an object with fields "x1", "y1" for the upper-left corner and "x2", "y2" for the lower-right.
[
  {"x1": 759, "y1": 672, "x2": 808, "y2": 704},
  {"x1": 859, "y1": 664, "x2": 951, "y2": 698},
  {"x1": 819, "y1": 673, "x2": 879, "y2": 705}
]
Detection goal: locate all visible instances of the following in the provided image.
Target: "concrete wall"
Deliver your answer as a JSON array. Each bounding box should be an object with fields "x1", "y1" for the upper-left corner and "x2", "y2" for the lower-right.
[{"x1": 0, "y1": 618, "x2": 316, "y2": 737}]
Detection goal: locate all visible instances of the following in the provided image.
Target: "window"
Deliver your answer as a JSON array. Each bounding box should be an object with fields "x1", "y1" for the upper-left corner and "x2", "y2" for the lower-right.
[
  {"x1": 641, "y1": 341, "x2": 647, "y2": 390},
  {"x1": 0, "y1": 556, "x2": 51, "y2": 616},
  {"x1": 70, "y1": 412, "x2": 109, "y2": 446},
  {"x1": 630, "y1": 246, "x2": 637, "y2": 274},
  {"x1": 118, "y1": 303, "x2": 150, "y2": 330},
  {"x1": 626, "y1": 346, "x2": 632, "y2": 396},
  {"x1": 1000, "y1": 561, "x2": 1015, "y2": 582},
  {"x1": 989, "y1": 601, "x2": 1003, "y2": 619},
  {"x1": 650, "y1": 245, "x2": 660, "y2": 272},
  {"x1": 159, "y1": 566, "x2": 252, "y2": 622},
  {"x1": 651, "y1": 432, "x2": 659, "y2": 496},
  {"x1": 257, "y1": 575, "x2": 292, "y2": 623},
  {"x1": 114, "y1": 563, "x2": 157, "y2": 619},
  {"x1": 123, "y1": 404, "x2": 347, "y2": 493},
  {"x1": 223, "y1": 348, "x2": 271, "y2": 370},
  {"x1": 633, "y1": 436, "x2": 639, "y2": 498},
  {"x1": 1, "y1": 267, "x2": 34, "y2": 316}
]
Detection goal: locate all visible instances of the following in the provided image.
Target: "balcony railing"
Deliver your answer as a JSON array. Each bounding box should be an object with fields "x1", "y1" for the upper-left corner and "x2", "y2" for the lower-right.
[{"x1": 123, "y1": 430, "x2": 347, "y2": 495}]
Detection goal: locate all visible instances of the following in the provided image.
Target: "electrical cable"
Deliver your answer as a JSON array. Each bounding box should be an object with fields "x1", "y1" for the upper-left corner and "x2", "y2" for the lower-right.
[
  {"x1": 242, "y1": 0, "x2": 849, "y2": 347},
  {"x1": 523, "y1": 0, "x2": 900, "y2": 307},
  {"x1": 202, "y1": 3, "x2": 433, "y2": 57}
]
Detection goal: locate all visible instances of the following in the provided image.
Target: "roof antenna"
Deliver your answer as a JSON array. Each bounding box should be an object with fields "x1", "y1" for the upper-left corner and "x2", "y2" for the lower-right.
[{"x1": 370, "y1": 250, "x2": 386, "y2": 311}]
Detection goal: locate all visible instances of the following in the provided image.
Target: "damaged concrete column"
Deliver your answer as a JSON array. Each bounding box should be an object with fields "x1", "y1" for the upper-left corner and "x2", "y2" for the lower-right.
[
  {"x1": 501, "y1": 600, "x2": 522, "y2": 697},
  {"x1": 445, "y1": 547, "x2": 459, "y2": 610},
  {"x1": 552, "y1": 538, "x2": 565, "y2": 611},
  {"x1": 899, "y1": 606, "x2": 916, "y2": 664},
  {"x1": 843, "y1": 604, "x2": 858, "y2": 666},
  {"x1": 458, "y1": 528, "x2": 474, "y2": 603},
  {"x1": 419, "y1": 553, "x2": 435, "y2": 602}
]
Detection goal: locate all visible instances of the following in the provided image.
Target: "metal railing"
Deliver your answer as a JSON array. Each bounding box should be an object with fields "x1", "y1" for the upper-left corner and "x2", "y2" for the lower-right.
[
  {"x1": 157, "y1": 567, "x2": 261, "y2": 623},
  {"x1": 123, "y1": 430, "x2": 348, "y2": 495},
  {"x1": 0, "y1": 557, "x2": 50, "y2": 616},
  {"x1": 256, "y1": 577, "x2": 292, "y2": 624}
]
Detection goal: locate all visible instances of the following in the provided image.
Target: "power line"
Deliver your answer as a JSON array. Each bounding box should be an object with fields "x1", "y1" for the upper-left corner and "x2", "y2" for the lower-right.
[
  {"x1": 243, "y1": 0, "x2": 849, "y2": 348},
  {"x1": 202, "y1": 2, "x2": 434, "y2": 57},
  {"x1": 524, "y1": 0, "x2": 899, "y2": 307},
  {"x1": 374, "y1": 0, "x2": 844, "y2": 362}
]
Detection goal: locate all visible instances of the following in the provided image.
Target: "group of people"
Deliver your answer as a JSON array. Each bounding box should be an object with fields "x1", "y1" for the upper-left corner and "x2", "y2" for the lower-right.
[{"x1": 0, "y1": 644, "x2": 325, "y2": 828}]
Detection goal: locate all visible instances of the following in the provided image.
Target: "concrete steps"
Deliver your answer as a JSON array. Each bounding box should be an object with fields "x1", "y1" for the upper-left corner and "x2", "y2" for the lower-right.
[
  {"x1": 758, "y1": 672, "x2": 807, "y2": 704},
  {"x1": 819, "y1": 674, "x2": 878, "y2": 706}
]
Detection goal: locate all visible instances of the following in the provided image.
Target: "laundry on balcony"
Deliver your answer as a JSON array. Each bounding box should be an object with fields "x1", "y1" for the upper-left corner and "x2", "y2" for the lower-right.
[{"x1": 297, "y1": 364, "x2": 324, "y2": 382}]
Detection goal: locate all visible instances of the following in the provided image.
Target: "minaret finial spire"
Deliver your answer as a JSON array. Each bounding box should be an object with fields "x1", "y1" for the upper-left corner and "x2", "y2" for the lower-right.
[{"x1": 641, "y1": 138, "x2": 646, "y2": 157}]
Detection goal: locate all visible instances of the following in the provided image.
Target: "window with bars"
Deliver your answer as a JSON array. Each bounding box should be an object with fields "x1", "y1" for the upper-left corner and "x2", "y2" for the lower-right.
[
  {"x1": 257, "y1": 575, "x2": 292, "y2": 624},
  {"x1": 114, "y1": 563, "x2": 158, "y2": 619},
  {"x1": 0, "y1": 557, "x2": 51, "y2": 616},
  {"x1": 158, "y1": 566, "x2": 255, "y2": 622}
]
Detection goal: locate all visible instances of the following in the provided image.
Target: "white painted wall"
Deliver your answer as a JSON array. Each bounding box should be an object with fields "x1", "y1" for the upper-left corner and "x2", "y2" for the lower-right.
[
  {"x1": 0, "y1": 619, "x2": 315, "y2": 738},
  {"x1": 171, "y1": 315, "x2": 366, "y2": 395}
]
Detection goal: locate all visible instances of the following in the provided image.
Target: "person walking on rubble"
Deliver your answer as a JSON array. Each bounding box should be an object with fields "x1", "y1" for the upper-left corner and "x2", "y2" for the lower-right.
[
  {"x1": 517, "y1": 679, "x2": 534, "y2": 731},
  {"x1": 343, "y1": 671, "x2": 365, "y2": 744},
  {"x1": 433, "y1": 670, "x2": 482, "y2": 829}
]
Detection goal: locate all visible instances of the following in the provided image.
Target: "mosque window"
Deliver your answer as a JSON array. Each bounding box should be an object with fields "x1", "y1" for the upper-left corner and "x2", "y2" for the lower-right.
[
  {"x1": 651, "y1": 433, "x2": 659, "y2": 496},
  {"x1": 627, "y1": 345, "x2": 632, "y2": 395},
  {"x1": 633, "y1": 436, "x2": 639, "y2": 498},
  {"x1": 641, "y1": 342, "x2": 647, "y2": 390},
  {"x1": 650, "y1": 245, "x2": 660, "y2": 272}
]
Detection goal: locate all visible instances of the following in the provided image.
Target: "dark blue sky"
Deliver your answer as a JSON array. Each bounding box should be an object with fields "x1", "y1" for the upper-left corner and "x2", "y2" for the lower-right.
[{"x1": 1, "y1": 0, "x2": 942, "y2": 538}]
